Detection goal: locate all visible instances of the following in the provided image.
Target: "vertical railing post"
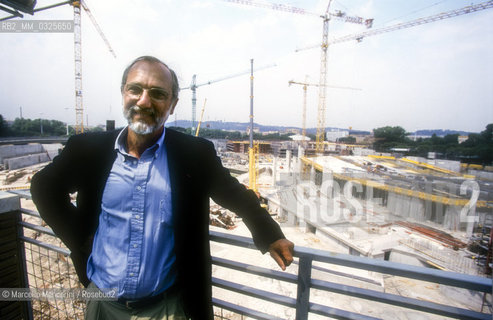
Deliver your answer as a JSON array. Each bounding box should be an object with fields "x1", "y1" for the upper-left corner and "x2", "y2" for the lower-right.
[
  {"x1": 0, "y1": 191, "x2": 32, "y2": 320},
  {"x1": 296, "y1": 254, "x2": 313, "y2": 320}
]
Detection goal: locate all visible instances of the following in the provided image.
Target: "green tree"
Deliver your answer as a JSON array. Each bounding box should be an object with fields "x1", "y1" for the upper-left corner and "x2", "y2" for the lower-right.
[
  {"x1": 0, "y1": 114, "x2": 10, "y2": 137},
  {"x1": 9, "y1": 118, "x2": 68, "y2": 136},
  {"x1": 338, "y1": 136, "x2": 356, "y2": 144},
  {"x1": 372, "y1": 126, "x2": 410, "y2": 152}
]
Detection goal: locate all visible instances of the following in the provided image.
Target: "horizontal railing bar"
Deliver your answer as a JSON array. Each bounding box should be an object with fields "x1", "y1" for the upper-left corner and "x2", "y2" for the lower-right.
[
  {"x1": 19, "y1": 236, "x2": 70, "y2": 256},
  {"x1": 310, "y1": 278, "x2": 490, "y2": 320},
  {"x1": 212, "y1": 255, "x2": 481, "y2": 319},
  {"x1": 309, "y1": 302, "x2": 381, "y2": 320},
  {"x1": 212, "y1": 256, "x2": 298, "y2": 284},
  {"x1": 212, "y1": 297, "x2": 284, "y2": 320},
  {"x1": 7, "y1": 189, "x2": 32, "y2": 199},
  {"x1": 212, "y1": 277, "x2": 296, "y2": 309},
  {"x1": 20, "y1": 208, "x2": 41, "y2": 217},
  {"x1": 213, "y1": 278, "x2": 381, "y2": 320},
  {"x1": 210, "y1": 230, "x2": 491, "y2": 293},
  {"x1": 291, "y1": 260, "x2": 382, "y2": 286},
  {"x1": 210, "y1": 230, "x2": 257, "y2": 250},
  {"x1": 296, "y1": 247, "x2": 492, "y2": 293},
  {"x1": 19, "y1": 221, "x2": 55, "y2": 237}
]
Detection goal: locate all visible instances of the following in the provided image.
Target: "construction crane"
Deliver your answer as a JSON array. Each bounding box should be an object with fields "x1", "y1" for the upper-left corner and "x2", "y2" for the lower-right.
[
  {"x1": 1, "y1": 0, "x2": 116, "y2": 134},
  {"x1": 288, "y1": 78, "x2": 361, "y2": 142},
  {"x1": 223, "y1": 0, "x2": 373, "y2": 154},
  {"x1": 297, "y1": 0, "x2": 493, "y2": 51},
  {"x1": 181, "y1": 63, "x2": 275, "y2": 133},
  {"x1": 73, "y1": 0, "x2": 116, "y2": 133}
]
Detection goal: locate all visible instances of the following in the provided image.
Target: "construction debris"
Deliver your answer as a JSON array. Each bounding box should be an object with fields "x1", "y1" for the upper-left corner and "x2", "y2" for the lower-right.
[
  {"x1": 396, "y1": 221, "x2": 467, "y2": 249},
  {"x1": 210, "y1": 209, "x2": 237, "y2": 230}
]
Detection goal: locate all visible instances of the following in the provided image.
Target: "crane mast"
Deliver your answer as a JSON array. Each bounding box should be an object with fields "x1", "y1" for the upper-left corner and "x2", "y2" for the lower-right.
[
  {"x1": 72, "y1": 0, "x2": 116, "y2": 134},
  {"x1": 316, "y1": 7, "x2": 331, "y2": 154},
  {"x1": 73, "y1": 1, "x2": 83, "y2": 134}
]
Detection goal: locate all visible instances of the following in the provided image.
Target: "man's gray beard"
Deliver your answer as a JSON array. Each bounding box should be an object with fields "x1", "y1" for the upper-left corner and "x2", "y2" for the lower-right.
[{"x1": 124, "y1": 106, "x2": 165, "y2": 135}]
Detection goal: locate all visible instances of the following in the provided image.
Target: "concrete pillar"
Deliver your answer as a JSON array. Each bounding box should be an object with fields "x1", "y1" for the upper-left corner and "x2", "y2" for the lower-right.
[
  {"x1": 0, "y1": 192, "x2": 31, "y2": 320},
  {"x1": 298, "y1": 145, "x2": 305, "y2": 159},
  {"x1": 286, "y1": 150, "x2": 292, "y2": 172},
  {"x1": 310, "y1": 166, "x2": 316, "y2": 183},
  {"x1": 409, "y1": 198, "x2": 425, "y2": 221},
  {"x1": 288, "y1": 210, "x2": 298, "y2": 226},
  {"x1": 443, "y1": 205, "x2": 461, "y2": 231},
  {"x1": 272, "y1": 156, "x2": 277, "y2": 186},
  {"x1": 297, "y1": 146, "x2": 305, "y2": 174}
]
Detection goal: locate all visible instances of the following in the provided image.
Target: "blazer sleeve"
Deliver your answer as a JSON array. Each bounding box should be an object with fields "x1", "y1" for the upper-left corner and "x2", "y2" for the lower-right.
[
  {"x1": 204, "y1": 140, "x2": 285, "y2": 253},
  {"x1": 30, "y1": 135, "x2": 86, "y2": 251}
]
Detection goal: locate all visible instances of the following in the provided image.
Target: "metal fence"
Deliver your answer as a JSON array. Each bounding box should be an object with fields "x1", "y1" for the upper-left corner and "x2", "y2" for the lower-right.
[
  {"x1": 20, "y1": 207, "x2": 85, "y2": 320},
  {"x1": 2, "y1": 190, "x2": 492, "y2": 320}
]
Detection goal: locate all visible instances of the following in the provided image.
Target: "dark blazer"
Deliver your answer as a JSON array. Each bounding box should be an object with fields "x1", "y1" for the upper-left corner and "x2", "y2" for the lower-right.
[{"x1": 30, "y1": 128, "x2": 285, "y2": 319}]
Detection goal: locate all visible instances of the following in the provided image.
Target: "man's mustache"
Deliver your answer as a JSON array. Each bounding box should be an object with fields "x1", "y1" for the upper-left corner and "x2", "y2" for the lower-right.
[{"x1": 128, "y1": 105, "x2": 156, "y2": 117}]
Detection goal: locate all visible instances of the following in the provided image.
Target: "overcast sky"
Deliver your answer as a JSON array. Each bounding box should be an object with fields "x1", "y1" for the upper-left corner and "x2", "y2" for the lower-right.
[{"x1": 1, "y1": 0, "x2": 492, "y2": 133}]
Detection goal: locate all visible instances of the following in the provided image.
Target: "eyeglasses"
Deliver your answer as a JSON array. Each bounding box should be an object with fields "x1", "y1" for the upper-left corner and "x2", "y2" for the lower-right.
[{"x1": 124, "y1": 84, "x2": 169, "y2": 102}]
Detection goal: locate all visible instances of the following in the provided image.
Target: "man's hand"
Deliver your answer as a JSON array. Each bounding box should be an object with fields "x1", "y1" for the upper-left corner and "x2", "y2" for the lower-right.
[{"x1": 268, "y1": 239, "x2": 294, "y2": 271}]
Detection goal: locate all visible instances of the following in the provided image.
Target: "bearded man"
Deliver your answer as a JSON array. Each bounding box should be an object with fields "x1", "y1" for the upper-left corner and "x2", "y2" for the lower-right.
[{"x1": 30, "y1": 56, "x2": 294, "y2": 320}]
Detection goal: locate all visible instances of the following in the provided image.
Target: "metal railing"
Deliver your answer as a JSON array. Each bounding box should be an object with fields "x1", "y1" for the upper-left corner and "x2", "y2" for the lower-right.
[
  {"x1": 209, "y1": 231, "x2": 492, "y2": 320},
  {"x1": 3, "y1": 190, "x2": 492, "y2": 320},
  {"x1": 19, "y1": 206, "x2": 85, "y2": 320}
]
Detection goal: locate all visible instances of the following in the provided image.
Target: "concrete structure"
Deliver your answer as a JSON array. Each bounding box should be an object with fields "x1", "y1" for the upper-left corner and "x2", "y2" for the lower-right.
[
  {"x1": 326, "y1": 129, "x2": 349, "y2": 142},
  {"x1": 288, "y1": 134, "x2": 310, "y2": 142},
  {"x1": 256, "y1": 152, "x2": 492, "y2": 278},
  {"x1": 0, "y1": 143, "x2": 62, "y2": 170},
  {"x1": 0, "y1": 144, "x2": 43, "y2": 162}
]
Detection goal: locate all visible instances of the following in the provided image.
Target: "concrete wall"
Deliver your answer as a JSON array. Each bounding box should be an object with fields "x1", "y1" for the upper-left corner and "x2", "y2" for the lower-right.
[
  {"x1": 1, "y1": 143, "x2": 62, "y2": 170},
  {"x1": 4, "y1": 153, "x2": 50, "y2": 170},
  {"x1": 430, "y1": 159, "x2": 461, "y2": 172},
  {"x1": 388, "y1": 250, "x2": 428, "y2": 268},
  {"x1": 0, "y1": 144, "x2": 43, "y2": 162},
  {"x1": 468, "y1": 169, "x2": 493, "y2": 180},
  {"x1": 353, "y1": 148, "x2": 375, "y2": 156}
]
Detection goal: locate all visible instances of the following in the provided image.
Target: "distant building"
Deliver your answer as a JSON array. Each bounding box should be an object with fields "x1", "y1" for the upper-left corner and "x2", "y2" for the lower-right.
[
  {"x1": 284, "y1": 128, "x2": 300, "y2": 135},
  {"x1": 288, "y1": 134, "x2": 311, "y2": 141},
  {"x1": 246, "y1": 127, "x2": 260, "y2": 134},
  {"x1": 326, "y1": 129, "x2": 348, "y2": 142},
  {"x1": 458, "y1": 135, "x2": 469, "y2": 144}
]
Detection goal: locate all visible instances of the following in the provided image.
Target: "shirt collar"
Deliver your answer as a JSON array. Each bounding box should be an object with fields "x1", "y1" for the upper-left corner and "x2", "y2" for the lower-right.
[{"x1": 115, "y1": 126, "x2": 166, "y2": 156}]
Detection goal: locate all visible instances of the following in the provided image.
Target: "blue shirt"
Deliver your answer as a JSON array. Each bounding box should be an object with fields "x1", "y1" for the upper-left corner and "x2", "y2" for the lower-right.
[{"x1": 87, "y1": 127, "x2": 176, "y2": 299}]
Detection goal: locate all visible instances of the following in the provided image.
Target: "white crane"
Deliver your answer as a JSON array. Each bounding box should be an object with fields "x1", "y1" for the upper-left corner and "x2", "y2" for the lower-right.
[
  {"x1": 180, "y1": 63, "x2": 275, "y2": 133},
  {"x1": 73, "y1": 0, "x2": 116, "y2": 133},
  {"x1": 1, "y1": 0, "x2": 116, "y2": 134},
  {"x1": 296, "y1": 1, "x2": 493, "y2": 50}
]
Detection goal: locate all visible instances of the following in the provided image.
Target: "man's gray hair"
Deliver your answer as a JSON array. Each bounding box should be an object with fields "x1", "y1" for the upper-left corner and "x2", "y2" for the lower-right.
[{"x1": 121, "y1": 56, "x2": 180, "y2": 101}]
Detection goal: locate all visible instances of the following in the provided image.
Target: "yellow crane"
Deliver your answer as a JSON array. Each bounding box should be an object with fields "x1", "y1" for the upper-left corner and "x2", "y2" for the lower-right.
[
  {"x1": 195, "y1": 98, "x2": 207, "y2": 137},
  {"x1": 225, "y1": 0, "x2": 493, "y2": 153},
  {"x1": 224, "y1": 0, "x2": 373, "y2": 154}
]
